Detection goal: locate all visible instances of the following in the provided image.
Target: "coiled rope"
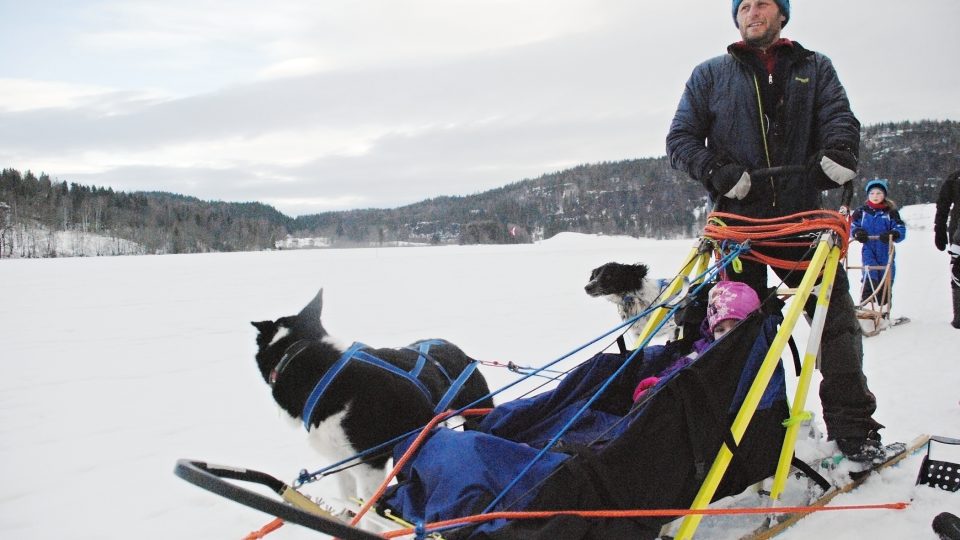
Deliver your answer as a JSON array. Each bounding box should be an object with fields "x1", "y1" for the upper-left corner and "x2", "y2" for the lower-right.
[{"x1": 704, "y1": 210, "x2": 850, "y2": 271}]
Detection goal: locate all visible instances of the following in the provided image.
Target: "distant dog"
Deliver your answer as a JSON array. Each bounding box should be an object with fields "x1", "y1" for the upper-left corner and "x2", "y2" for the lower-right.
[
  {"x1": 585, "y1": 262, "x2": 661, "y2": 344},
  {"x1": 251, "y1": 290, "x2": 494, "y2": 502}
]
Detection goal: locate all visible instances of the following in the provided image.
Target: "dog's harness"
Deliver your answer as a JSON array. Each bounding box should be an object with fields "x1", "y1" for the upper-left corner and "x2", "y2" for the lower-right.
[
  {"x1": 618, "y1": 279, "x2": 672, "y2": 313},
  {"x1": 272, "y1": 339, "x2": 480, "y2": 431}
]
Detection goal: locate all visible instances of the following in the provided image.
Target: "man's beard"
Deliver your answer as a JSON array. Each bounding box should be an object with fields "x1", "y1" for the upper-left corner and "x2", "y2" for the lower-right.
[{"x1": 743, "y1": 25, "x2": 780, "y2": 49}]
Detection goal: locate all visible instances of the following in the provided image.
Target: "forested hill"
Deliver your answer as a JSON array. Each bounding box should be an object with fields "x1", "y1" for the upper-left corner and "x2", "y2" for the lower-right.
[{"x1": 1, "y1": 120, "x2": 957, "y2": 257}]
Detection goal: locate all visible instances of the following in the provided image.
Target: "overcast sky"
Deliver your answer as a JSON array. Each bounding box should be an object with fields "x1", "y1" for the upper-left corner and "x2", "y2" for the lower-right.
[{"x1": 2, "y1": 0, "x2": 958, "y2": 216}]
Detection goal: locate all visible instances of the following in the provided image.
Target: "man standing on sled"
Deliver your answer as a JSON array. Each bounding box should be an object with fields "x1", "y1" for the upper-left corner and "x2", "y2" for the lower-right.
[{"x1": 665, "y1": 0, "x2": 885, "y2": 460}]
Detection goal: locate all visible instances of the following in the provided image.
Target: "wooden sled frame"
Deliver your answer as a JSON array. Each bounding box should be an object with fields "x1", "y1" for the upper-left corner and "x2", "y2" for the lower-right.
[{"x1": 846, "y1": 240, "x2": 897, "y2": 337}]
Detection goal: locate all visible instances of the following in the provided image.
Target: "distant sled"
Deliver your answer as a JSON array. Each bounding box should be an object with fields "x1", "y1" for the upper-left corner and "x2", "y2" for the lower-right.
[{"x1": 847, "y1": 236, "x2": 909, "y2": 337}]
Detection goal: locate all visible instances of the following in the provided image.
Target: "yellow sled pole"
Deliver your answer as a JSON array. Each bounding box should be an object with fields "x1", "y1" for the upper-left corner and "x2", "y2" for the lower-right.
[
  {"x1": 769, "y1": 238, "x2": 841, "y2": 501},
  {"x1": 632, "y1": 244, "x2": 711, "y2": 349},
  {"x1": 675, "y1": 233, "x2": 835, "y2": 540}
]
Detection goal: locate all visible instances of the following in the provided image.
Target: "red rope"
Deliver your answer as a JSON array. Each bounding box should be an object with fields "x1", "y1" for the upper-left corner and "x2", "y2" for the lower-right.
[
  {"x1": 704, "y1": 210, "x2": 850, "y2": 271},
  {"x1": 381, "y1": 501, "x2": 908, "y2": 538},
  {"x1": 242, "y1": 518, "x2": 283, "y2": 539}
]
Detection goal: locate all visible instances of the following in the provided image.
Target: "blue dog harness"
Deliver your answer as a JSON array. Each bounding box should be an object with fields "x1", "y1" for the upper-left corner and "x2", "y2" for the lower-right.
[{"x1": 297, "y1": 340, "x2": 480, "y2": 431}]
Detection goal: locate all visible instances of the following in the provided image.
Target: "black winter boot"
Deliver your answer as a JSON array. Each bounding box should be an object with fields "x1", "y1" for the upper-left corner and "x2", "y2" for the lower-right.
[
  {"x1": 952, "y1": 286, "x2": 960, "y2": 329},
  {"x1": 837, "y1": 430, "x2": 886, "y2": 463}
]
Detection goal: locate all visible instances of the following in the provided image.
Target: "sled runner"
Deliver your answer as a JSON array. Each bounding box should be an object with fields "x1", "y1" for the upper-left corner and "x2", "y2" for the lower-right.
[
  {"x1": 739, "y1": 435, "x2": 927, "y2": 540},
  {"x1": 175, "y1": 207, "x2": 908, "y2": 539}
]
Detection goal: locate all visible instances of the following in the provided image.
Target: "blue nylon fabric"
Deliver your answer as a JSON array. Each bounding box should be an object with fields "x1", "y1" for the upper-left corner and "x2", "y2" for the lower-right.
[{"x1": 385, "y1": 427, "x2": 570, "y2": 524}]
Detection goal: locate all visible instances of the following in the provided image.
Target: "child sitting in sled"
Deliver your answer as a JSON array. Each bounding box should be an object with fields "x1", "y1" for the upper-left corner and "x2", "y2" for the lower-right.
[
  {"x1": 632, "y1": 281, "x2": 760, "y2": 401},
  {"x1": 850, "y1": 179, "x2": 907, "y2": 306}
]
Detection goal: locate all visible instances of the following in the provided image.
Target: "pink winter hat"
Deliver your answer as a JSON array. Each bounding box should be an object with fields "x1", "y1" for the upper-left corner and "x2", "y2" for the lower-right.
[{"x1": 706, "y1": 281, "x2": 761, "y2": 333}]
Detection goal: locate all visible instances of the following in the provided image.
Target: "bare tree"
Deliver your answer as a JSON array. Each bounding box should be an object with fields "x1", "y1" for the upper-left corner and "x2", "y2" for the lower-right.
[{"x1": 0, "y1": 202, "x2": 10, "y2": 258}]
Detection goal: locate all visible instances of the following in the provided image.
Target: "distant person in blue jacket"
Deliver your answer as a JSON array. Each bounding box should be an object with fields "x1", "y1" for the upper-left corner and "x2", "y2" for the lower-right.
[{"x1": 850, "y1": 179, "x2": 907, "y2": 306}]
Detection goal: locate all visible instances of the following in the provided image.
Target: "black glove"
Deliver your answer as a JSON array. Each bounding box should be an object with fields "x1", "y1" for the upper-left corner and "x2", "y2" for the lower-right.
[
  {"x1": 853, "y1": 229, "x2": 869, "y2": 243},
  {"x1": 811, "y1": 147, "x2": 858, "y2": 187},
  {"x1": 706, "y1": 162, "x2": 750, "y2": 200},
  {"x1": 935, "y1": 226, "x2": 947, "y2": 251},
  {"x1": 879, "y1": 230, "x2": 899, "y2": 243}
]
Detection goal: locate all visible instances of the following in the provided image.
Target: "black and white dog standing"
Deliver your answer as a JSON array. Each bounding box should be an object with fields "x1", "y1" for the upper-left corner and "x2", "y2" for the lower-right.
[
  {"x1": 251, "y1": 290, "x2": 494, "y2": 502},
  {"x1": 584, "y1": 262, "x2": 661, "y2": 344}
]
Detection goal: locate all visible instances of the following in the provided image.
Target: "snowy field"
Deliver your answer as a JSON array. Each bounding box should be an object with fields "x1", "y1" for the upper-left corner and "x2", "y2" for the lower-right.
[{"x1": 1, "y1": 204, "x2": 958, "y2": 539}]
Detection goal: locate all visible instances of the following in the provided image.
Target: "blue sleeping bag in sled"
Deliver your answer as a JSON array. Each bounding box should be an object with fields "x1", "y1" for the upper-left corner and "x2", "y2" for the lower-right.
[{"x1": 379, "y1": 308, "x2": 789, "y2": 540}]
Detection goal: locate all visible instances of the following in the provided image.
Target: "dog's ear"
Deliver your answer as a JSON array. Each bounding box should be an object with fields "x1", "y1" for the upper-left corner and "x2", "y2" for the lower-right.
[
  {"x1": 635, "y1": 264, "x2": 649, "y2": 279},
  {"x1": 251, "y1": 320, "x2": 274, "y2": 334},
  {"x1": 296, "y1": 289, "x2": 326, "y2": 335}
]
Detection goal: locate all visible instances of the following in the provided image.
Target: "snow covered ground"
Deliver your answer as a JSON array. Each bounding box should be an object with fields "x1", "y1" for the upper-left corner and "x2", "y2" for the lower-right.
[{"x1": 1, "y1": 204, "x2": 957, "y2": 539}]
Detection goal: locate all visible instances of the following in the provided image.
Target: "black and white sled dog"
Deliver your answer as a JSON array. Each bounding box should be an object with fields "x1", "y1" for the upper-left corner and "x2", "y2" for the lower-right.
[
  {"x1": 251, "y1": 290, "x2": 494, "y2": 502},
  {"x1": 584, "y1": 262, "x2": 662, "y2": 344}
]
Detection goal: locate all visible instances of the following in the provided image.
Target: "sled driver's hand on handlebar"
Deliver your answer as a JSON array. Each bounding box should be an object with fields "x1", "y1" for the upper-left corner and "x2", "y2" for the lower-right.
[
  {"x1": 811, "y1": 147, "x2": 857, "y2": 187},
  {"x1": 706, "y1": 161, "x2": 751, "y2": 200},
  {"x1": 853, "y1": 229, "x2": 869, "y2": 243}
]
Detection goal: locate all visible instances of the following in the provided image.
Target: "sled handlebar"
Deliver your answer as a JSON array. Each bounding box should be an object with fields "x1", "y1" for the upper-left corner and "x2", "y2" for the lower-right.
[
  {"x1": 841, "y1": 182, "x2": 854, "y2": 211},
  {"x1": 748, "y1": 165, "x2": 807, "y2": 177},
  {"x1": 854, "y1": 235, "x2": 898, "y2": 241},
  {"x1": 747, "y1": 165, "x2": 855, "y2": 212}
]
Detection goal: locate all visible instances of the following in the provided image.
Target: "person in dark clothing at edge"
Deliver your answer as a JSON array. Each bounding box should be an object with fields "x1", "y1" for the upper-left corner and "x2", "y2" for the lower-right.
[
  {"x1": 934, "y1": 169, "x2": 960, "y2": 329},
  {"x1": 665, "y1": 0, "x2": 885, "y2": 461}
]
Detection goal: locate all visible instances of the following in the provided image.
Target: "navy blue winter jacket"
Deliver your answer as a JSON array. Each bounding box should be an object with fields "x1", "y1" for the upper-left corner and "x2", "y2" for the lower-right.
[
  {"x1": 666, "y1": 41, "x2": 860, "y2": 218},
  {"x1": 850, "y1": 203, "x2": 906, "y2": 283}
]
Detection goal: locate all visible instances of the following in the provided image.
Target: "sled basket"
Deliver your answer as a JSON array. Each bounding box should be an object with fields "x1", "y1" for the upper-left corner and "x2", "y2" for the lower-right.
[{"x1": 916, "y1": 435, "x2": 960, "y2": 492}]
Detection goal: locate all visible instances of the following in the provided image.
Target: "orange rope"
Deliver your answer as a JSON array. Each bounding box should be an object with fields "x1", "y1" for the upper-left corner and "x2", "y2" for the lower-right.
[
  {"x1": 703, "y1": 210, "x2": 850, "y2": 271},
  {"x1": 381, "y1": 501, "x2": 908, "y2": 538},
  {"x1": 243, "y1": 518, "x2": 283, "y2": 539}
]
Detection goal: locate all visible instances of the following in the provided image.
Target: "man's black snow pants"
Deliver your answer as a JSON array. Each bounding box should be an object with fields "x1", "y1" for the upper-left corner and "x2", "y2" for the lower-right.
[{"x1": 730, "y1": 247, "x2": 884, "y2": 441}]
